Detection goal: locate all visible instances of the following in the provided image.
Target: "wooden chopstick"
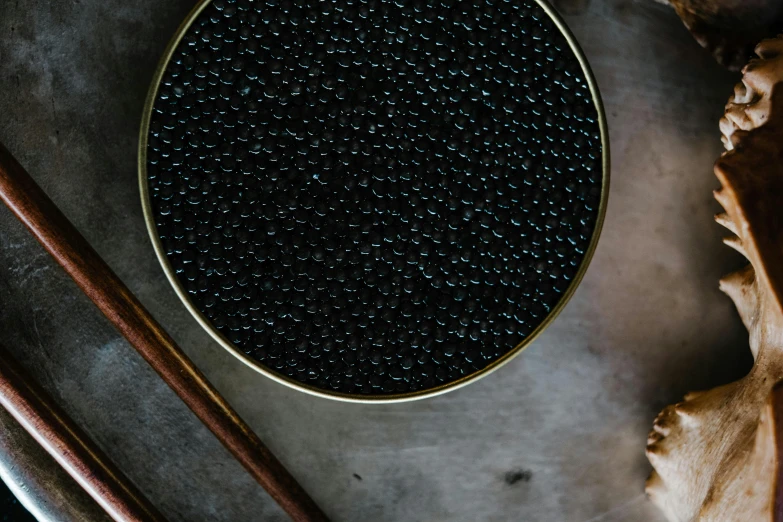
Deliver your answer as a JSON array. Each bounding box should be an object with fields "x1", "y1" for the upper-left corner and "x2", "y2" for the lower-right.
[
  {"x1": 0, "y1": 344, "x2": 166, "y2": 522},
  {"x1": 0, "y1": 142, "x2": 329, "y2": 522}
]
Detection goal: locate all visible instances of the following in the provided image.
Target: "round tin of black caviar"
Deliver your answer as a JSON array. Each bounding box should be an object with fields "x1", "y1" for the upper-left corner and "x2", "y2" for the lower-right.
[{"x1": 139, "y1": 0, "x2": 609, "y2": 402}]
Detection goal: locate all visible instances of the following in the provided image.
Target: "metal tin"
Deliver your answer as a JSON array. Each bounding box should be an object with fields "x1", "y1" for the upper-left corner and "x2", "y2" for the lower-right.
[{"x1": 138, "y1": 0, "x2": 610, "y2": 403}]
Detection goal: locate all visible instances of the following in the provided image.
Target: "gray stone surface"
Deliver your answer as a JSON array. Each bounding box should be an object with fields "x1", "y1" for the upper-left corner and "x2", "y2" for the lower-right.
[{"x1": 0, "y1": 0, "x2": 752, "y2": 520}]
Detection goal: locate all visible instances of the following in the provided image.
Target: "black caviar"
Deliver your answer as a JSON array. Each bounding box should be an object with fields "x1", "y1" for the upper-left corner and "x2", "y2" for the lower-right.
[
  {"x1": 0, "y1": 480, "x2": 34, "y2": 522},
  {"x1": 146, "y1": 0, "x2": 603, "y2": 396}
]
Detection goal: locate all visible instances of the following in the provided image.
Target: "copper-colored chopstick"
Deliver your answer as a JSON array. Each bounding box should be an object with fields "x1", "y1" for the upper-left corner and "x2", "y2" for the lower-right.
[
  {"x1": 0, "y1": 143, "x2": 328, "y2": 522},
  {"x1": 0, "y1": 344, "x2": 166, "y2": 522}
]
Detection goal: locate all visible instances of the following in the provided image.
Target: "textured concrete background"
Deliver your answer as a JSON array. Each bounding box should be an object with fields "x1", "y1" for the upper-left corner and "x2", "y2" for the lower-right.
[{"x1": 0, "y1": 0, "x2": 751, "y2": 520}]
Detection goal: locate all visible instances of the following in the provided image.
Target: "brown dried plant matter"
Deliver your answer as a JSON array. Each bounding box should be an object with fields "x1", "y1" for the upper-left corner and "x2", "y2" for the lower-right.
[
  {"x1": 646, "y1": 37, "x2": 783, "y2": 521},
  {"x1": 667, "y1": 0, "x2": 783, "y2": 70}
]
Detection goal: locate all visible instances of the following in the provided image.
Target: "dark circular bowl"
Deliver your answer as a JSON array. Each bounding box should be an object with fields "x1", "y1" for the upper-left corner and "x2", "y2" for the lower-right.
[{"x1": 139, "y1": 0, "x2": 609, "y2": 402}]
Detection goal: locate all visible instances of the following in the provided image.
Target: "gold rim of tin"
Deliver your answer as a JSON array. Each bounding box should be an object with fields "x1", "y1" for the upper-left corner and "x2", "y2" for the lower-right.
[{"x1": 138, "y1": 0, "x2": 610, "y2": 404}]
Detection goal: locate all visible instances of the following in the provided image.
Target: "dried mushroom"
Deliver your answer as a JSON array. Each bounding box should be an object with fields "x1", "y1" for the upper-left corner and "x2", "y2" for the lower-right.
[
  {"x1": 667, "y1": 0, "x2": 783, "y2": 70},
  {"x1": 647, "y1": 36, "x2": 783, "y2": 521}
]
